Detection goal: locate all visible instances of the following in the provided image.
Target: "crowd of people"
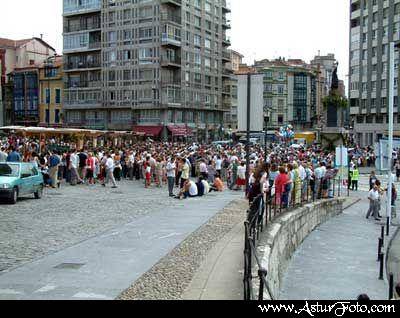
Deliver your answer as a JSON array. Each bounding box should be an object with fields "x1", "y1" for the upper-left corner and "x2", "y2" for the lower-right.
[{"x1": 0, "y1": 134, "x2": 348, "y2": 206}]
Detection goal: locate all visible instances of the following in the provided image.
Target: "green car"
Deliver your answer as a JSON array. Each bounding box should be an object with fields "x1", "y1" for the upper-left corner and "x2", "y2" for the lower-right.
[{"x1": 0, "y1": 162, "x2": 44, "y2": 204}]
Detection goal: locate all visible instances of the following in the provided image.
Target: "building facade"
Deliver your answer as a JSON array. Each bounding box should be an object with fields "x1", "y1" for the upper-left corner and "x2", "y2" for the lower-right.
[
  {"x1": 254, "y1": 58, "x2": 318, "y2": 131},
  {"x1": 63, "y1": 0, "x2": 232, "y2": 141},
  {"x1": 39, "y1": 56, "x2": 64, "y2": 127},
  {"x1": 349, "y1": 0, "x2": 400, "y2": 147},
  {"x1": 223, "y1": 50, "x2": 243, "y2": 130}
]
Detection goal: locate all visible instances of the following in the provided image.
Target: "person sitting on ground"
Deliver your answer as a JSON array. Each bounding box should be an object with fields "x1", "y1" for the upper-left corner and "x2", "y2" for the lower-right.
[
  {"x1": 176, "y1": 179, "x2": 198, "y2": 199},
  {"x1": 202, "y1": 177, "x2": 210, "y2": 195},
  {"x1": 210, "y1": 173, "x2": 224, "y2": 193},
  {"x1": 196, "y1": 176, "x2": 205, "y2": 197}
]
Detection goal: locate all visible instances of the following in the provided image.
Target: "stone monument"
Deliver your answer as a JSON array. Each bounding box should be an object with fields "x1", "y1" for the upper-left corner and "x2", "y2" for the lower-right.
[{"x1": 321, "y1": 63, "x2": 349, "y2": 150}]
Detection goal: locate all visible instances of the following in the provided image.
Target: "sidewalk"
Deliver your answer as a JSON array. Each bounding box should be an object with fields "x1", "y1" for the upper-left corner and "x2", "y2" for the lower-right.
[
  {"x1": 280, "y1": 197, "x2": 396, "y2": 300},
  {"x1": 387, "y1": 227, "x2": 400, "y2": 288},
  {"x1": 182, "y1": 220, "x2": 244, "y2": 300}
]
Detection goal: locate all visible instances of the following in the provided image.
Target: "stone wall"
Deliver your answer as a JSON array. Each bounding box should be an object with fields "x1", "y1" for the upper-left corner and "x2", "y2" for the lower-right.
[{"x1": 254, "y1": 198, "x2": 345, "y2": 300}]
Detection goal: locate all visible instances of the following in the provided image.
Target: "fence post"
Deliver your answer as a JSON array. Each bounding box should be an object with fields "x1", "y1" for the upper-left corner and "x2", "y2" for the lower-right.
[
  {"x1": 386, "y1": 217, "x2": 390, "y2": 236},
  {"x1": 381, "y1": 226, "x2": 385, "y2": 246},
  {"x1": 379, "y1": 252, "x2": 385, "y2": 280},
  {"x1": 378, "y1": 237, "x2": 383, "y2": 262},
  {"x1": 389, "y1": 273, "x2": 394, "y2": 300},
  {"x1": 258, "y1": 268, "x2": 268, "y2": 301}
]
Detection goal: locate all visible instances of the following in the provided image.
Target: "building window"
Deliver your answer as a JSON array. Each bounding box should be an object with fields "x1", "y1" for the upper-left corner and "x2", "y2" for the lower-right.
[
  {"x1": 45, "y1": 109, "x2": 49, "y2": 124},
  {"x1": 55, "y1": 89, "x2": 61, "y2": 104},
  {"x1": 55, "y1": 109, "x2": 60, "y2": 123},
  {"x1": 45, "y1": 88, "x2": 51, "y2": 104}
]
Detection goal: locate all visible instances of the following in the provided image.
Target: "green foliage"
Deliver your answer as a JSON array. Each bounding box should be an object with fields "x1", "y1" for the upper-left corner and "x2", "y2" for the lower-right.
[{"x1": 323, "y1": 94, "x2": 348, "y2": 109}]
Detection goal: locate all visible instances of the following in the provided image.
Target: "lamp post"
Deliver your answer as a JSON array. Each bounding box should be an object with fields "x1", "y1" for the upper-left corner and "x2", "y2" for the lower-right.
[
  {"x1": 387, "y1": 41, "x2": 400, "y2": 227},
  {"x1": 264, "y1": 105, "x2": 272, "y2": 163}
]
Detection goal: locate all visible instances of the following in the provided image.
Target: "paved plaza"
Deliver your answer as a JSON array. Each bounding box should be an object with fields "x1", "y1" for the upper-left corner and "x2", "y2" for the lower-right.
[{"x1": 0, "y1": 181, "x2": 242, "y2": 299}]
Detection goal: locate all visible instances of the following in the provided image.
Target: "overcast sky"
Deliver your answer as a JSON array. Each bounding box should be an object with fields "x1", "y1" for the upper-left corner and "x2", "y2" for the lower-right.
[{"x1": 0, "y1": 0, "x2": 349, "y2": 80}]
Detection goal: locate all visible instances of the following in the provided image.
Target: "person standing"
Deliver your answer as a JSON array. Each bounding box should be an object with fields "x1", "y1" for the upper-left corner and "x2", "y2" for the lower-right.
[
  {"x1": 215, "y1": 155, "x2": 223, "y2": 178},
  {"x1": 77, "y1": 149, "x2": 88, "y2": 183},
  {"x1": 0, "y1": 147, "x2": 7, "y2": 162},
  {"x1": 199, "y1": 159, "x2": 208, "y2": 180},
  {"x1": 180, "y1": 157, "x2": 190, "y2": 189},
  {"x1": 70, "y1": 149, "x2": 82, "y2": 185},
  {"x1": 48, "y1": 151, "x2": 61, "y2": 188},
  {"x1": 166, "y1": 157, "x2": 176, "y2": 197},
  {"x1": 6, "y1": 147, "x2": 21, "y2": 162},
  {"x1": 351, "y1": 166, "x2": 359, "y2": 191},
  {"x1": 366, "y1": 184, "x2": 381, "y2": 221},
  {"x1": 102, "y1": 153, "x2": 118, "y2": 188}
]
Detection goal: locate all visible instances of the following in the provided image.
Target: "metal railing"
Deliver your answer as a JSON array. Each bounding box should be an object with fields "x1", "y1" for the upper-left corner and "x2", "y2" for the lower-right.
[{"x1": 243, "y1": 177, "x2": 347, "y2": 301}]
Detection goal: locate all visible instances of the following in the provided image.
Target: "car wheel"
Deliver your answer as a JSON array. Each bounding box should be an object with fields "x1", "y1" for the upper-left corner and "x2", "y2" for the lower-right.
[
  {"x1": 10, "y1": 188, "x2": 18, "y2": 205},
  {"x1": 34, "y1": 185, "x2": 43, "y2": 199}
]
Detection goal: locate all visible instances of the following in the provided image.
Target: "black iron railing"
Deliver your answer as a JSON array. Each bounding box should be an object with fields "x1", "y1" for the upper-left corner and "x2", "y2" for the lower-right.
[{"x1": 243, "y1": 178, "x2": 346, "y2": 301}]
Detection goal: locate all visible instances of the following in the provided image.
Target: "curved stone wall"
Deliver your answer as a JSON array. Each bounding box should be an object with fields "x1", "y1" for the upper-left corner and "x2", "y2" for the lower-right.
[{"x1": 254, "y1": 198, "x2": 346, "y2": 300}]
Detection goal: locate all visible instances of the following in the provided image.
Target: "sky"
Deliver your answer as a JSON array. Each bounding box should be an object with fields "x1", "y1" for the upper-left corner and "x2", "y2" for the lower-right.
[{"x1": 0, "y1": 0, "x2": 349, "y2": 80}]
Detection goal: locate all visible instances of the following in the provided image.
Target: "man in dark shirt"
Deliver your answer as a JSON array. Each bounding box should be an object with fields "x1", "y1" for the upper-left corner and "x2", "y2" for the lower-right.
[
  {"x1": 77, "y1": 149, "x2": 88, "y2": 182},
  {"x1": 48, "y1": 151, "x2": 61, "y2": 188}
]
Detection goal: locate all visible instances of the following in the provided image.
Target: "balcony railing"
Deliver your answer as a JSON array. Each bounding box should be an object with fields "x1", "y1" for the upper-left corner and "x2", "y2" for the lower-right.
[
  {"x1": 64, "y1": 23, "x2": 101, "y2": 33},
  {"x1": 161, "y1": 33, "x2": 181, "y2": 47},
  {"x1": 65, "y1": 81, "x2": 101, "y2": 89},
  {"x1": 63, "y1": 0, "x2": 101, "y2": 15},
  {"x1": 160, "y1": 0, "x2": 182, "y2": 7},
  {"x1": 161, "y1": 55, "x2": 181, "y2": 67},
  {"x1": 88, "y1": 42, "x2": 101, "y2": 49},
  {"x1": 64, "y1": 61, "x2": 101, "y2": 71},
  {"x1": 160, "y1": 12, "x2": 182, "y2": 24}
]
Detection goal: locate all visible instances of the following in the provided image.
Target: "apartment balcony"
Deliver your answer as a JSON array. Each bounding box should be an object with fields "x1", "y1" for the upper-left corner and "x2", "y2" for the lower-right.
[
  {"x1": 63, "y1": 0, "x2": 101, "y2": 16},
  {"x1": 64, "y1": 23, "x2": 101, "y2": 34},
  {"x1": 64, "y1": 61, "x2": 101, "y2": 72},
  {"x1": 63, "y1": 41, "x2": 101, "y2": 54},
  {"x1": 222, "y1": 50, "x2": 231, "y2": 62},
  {"x1": 222, "y1": 37, "x2": 231, "y2": 47},
  {"x1": 222, "y1": 19, "x2": 231, "y2": 30},
  {"x1": 222, "y1": 0, "x2": 231, "y2": 13},
  {"x1": 63, "y1": 100, "x2": 102, "y2": 110},
  {"x1": 160, "y1": 0, "x2": 182, "y2": 7},
  {"x1": 161, "y1": 79, "x2": 181, "y2": 87},
  {"x1": 222, "y1": 68, "x2": 232, "y2": 78},
  {"x1": 160, "y1": 12, "x2": 182, "y2": 25},
  {"x1": 65, "y1": 81, "x2": 101, "y2": 89},
  {"x1": 161, "y1": 33, "x2": 181, "y2": 47},
  {"x1": 160, "y1": 55, "x2": 181, "y2": 68}
]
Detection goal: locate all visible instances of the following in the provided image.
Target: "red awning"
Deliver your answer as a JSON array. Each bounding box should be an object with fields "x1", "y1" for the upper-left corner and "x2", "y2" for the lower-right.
[
  {"x1": 133, "y1": 126, "x2": 163, "y2": 137},
  {"x1": 167, "y1": 125, "x2": 193, "y2": 137}
]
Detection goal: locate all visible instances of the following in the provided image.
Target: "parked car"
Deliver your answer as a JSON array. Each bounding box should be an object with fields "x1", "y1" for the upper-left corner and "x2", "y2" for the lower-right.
[{"x1": 0, "y1": 162, "x2": 44, "y2": 204}]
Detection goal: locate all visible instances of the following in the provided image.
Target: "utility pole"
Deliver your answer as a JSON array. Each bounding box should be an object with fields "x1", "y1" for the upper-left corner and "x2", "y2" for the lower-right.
[
  {"x1": 245, "y1": 73, "x2": 251, "y2": 194},
  {"x1": 387, "y1": 42, "x2": 399, "y2": 226}
]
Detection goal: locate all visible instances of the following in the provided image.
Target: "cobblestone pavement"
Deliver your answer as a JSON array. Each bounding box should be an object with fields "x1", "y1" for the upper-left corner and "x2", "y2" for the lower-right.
[{"x1": 0, "y1": 181, "x2": 198, "y2": 273}]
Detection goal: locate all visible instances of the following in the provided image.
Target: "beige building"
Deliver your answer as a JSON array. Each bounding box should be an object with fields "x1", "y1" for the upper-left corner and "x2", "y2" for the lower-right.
[
  {"x1": 39, "y1": 56, "x2": 64, "y2": 127},
  {"x1": 0, "y1": 37, "x2": 57, "y2": 125}
]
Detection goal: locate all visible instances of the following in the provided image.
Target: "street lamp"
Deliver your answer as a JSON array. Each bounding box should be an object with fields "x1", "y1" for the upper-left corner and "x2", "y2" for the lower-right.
[
  {"x1": 264, "y1": 105, "x2": 273, "y2": 163},
  {"x1": 387, "y1": 41, "x2": 400, "y2": 227}
]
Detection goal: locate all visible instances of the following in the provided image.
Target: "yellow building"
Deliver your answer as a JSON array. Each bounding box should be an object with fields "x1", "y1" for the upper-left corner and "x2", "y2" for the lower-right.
[{"x1": 39, "y1": 55, "x2": 63, "y2": 127}]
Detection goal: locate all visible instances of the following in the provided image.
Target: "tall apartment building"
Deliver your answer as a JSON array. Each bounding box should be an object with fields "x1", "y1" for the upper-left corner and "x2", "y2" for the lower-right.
[
  {"x1": 223, "y1": 49, "x2": 243, "y2": 130},
  {"x1": 63, "y1": 0, "x2": 232, "y2": 141},
  {"x1": 254, "y1": 58, "x2": 318, "y2": 131},
  {"x1": 349, "y1": 0, "x2": 400, "y2": 147}
]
